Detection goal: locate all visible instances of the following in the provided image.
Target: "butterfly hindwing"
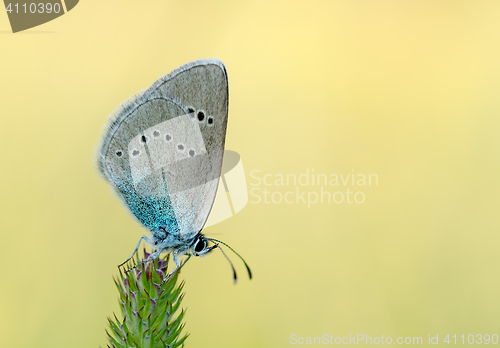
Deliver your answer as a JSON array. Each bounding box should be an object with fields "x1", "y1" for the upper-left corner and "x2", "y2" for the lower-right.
[{"x1": 99, "y1": 96, "x2": 188, "y2": 232}]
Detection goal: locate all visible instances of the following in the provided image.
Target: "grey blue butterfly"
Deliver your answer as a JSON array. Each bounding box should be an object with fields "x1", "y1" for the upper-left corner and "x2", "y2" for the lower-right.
[{"x1": 97, "y1": 58, "x2": 251, "y2": 283}]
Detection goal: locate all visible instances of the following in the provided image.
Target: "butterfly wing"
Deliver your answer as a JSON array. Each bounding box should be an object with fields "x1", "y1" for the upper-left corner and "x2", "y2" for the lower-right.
[{"x1": 98, "y1": 58, "x2": 228, "y2": 240}]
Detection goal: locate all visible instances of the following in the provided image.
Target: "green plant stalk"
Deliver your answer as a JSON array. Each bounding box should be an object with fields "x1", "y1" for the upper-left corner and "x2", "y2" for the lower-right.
[{"x1": 105, "y1": 250, "x2": 188, "y2": 348}]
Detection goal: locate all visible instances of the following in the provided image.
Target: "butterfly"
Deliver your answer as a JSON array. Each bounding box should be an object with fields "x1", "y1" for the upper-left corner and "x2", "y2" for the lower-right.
[{"x1": 97, "y1": 58, "x2": 251, "y2": 283}]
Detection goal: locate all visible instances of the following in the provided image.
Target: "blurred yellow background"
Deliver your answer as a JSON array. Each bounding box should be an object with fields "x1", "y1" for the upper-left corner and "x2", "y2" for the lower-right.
[{"x1": 1, "y1": 1, "x2": 500, "y2": 347}]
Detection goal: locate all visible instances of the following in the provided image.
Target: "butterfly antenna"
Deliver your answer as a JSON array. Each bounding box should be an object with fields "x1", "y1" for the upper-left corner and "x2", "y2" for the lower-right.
[
  {"x1": 212, "y1": 242, "x2": 238, "y2": 283},
  {"x1": 208, "y1": 238, "x2": 252, "y2": 280}
]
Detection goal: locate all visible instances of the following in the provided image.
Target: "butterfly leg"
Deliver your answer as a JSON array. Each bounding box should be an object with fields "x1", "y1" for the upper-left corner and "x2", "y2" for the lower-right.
[
  {"x1": 118, "y1": 235, "x2": 151, "y2": 268},
  {"x1": 124, "y1": 249, "x2": 162, "y2": 274},
  {"x1": 161, "y1": 253, "x2": 191, "y2": 285}
]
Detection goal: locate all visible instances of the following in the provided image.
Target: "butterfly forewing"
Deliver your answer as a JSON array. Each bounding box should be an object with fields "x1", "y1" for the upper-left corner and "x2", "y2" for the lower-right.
[{"x1": 150, "y1": 59, "x2": 229, "y2": 236}]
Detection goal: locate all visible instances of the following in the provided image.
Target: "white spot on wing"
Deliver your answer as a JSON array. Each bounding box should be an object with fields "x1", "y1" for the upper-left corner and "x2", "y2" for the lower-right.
[{"x1": 144, "y1": 114, "x2": 207, "y2": 169}]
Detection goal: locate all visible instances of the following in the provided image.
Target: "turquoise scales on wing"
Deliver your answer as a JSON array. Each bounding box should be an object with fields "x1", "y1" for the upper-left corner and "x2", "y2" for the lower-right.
[{"x1": 114, "y1": 172, "x2": 180, "y2": 232}]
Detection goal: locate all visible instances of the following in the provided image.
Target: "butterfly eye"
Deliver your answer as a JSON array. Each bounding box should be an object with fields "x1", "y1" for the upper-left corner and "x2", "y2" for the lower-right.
[
  {"x1": 165, "y1": 134, "x2": 172, "y2": 142},
  {"x1": 141, "y1": 135, "x2": 148, "y2": 143},
  {"x1": 115, "y1": 151, "x2": 123, "y2": 157},
  {"x1": 189, "y1": 149, "x2": 195, "y2": 157},
  {"x1": 177, "y1": 143, "x2": 185, "y2": 151},
  {"x1": 195, "y1": 239, "x2": 206, "y2": 253},
  {"x1": 153, "y1": 130, "x2": 160, "y2": 137}
]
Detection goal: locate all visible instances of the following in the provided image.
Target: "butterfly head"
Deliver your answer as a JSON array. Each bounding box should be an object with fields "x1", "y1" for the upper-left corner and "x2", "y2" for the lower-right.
[
  {"x1": 189, "y1": 234, "x2": 253, "y2": 283},
  {"x1": 189, "y1": 234, "x2": 216, "y2": 257}
]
